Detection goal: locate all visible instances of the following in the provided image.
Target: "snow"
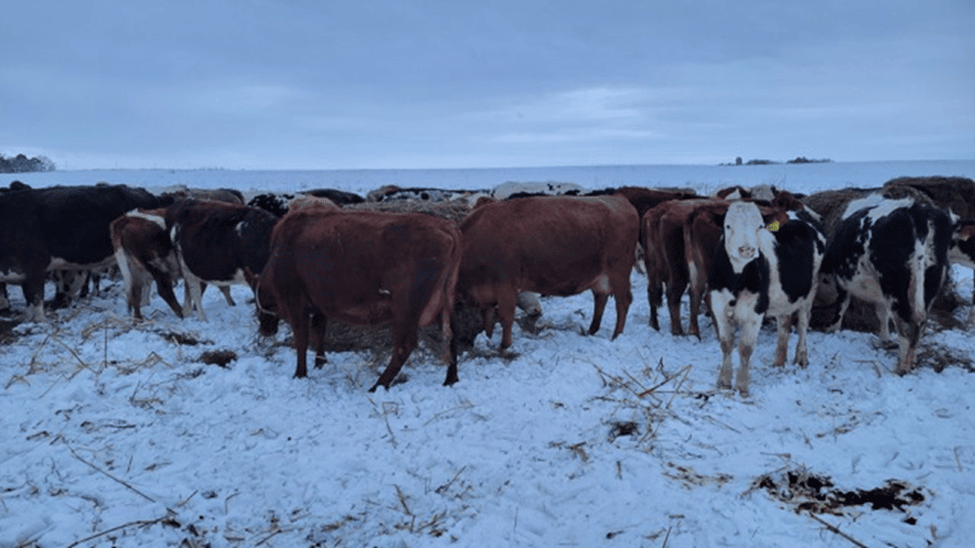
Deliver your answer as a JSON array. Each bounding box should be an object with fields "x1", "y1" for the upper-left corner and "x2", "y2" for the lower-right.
[{"x1": 2, "y1": 160, "x2": 975, "y2": 547}]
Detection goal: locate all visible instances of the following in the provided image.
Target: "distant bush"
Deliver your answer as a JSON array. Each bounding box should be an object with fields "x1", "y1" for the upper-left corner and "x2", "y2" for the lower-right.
[
  {"x1": 786, "y1": 156, "x2": 831, "y2": 164},
  {"x1": 0, "y1": 153, "x2": 55, "y2": 173},
  {"x1": 721, "y1": 156, "x2": 832, "y2": 166}
]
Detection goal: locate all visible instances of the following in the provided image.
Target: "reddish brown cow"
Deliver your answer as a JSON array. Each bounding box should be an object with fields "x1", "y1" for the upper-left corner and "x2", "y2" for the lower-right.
[
  {"x1": 111, "y1": 209, "x2": 184, "y2": 319},
  {"x1": 610, "y1": 186, "x2": 699, "y2": 219},
  {"x1": 458, "y1": 195, "x2": 639, "y2": 349},
  {"x1": 253, "y1": 205, "x2": 462, "y2": 391},
  {"x1": 643, "y1": 198, "x2": 723, "y2": 334}
]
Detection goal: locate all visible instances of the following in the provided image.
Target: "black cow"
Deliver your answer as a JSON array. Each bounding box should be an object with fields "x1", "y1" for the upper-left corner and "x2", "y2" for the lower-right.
[{"x1": 0, "y1": 184, "x2": 169, "y2": 321}]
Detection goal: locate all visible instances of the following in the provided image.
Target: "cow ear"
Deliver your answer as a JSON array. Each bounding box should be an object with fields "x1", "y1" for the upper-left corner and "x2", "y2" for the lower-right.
[{"x1": 766, "y1": 220, "x2": 780, "y2": 232}]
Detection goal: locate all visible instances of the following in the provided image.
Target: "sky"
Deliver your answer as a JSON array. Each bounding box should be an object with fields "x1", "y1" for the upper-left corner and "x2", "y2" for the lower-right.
[{"x1": 1, "y1": 0, "x2": 973, "y2": 170}]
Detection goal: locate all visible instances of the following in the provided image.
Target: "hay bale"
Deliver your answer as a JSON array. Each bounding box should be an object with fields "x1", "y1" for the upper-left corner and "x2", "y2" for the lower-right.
[{"x1": 883, "y1": 176, "x2": 975, "y2": 220}]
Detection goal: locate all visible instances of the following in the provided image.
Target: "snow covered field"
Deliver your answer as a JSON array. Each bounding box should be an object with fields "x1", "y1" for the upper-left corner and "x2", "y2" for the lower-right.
[{"x1": 2, "y1": 160, "x2": 974, "y2": 547}]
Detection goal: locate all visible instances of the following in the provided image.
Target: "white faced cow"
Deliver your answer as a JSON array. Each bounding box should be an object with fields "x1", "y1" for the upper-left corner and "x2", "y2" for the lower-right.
[
  {"x1": 708, "y1": 201, "x2": 826, "y2": 397},
  {"x1": 821, "y1": 196, "x2": 961, "y2": 374}
]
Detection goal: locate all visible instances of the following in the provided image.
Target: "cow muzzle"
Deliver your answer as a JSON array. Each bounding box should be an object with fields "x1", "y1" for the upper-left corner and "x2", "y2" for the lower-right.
[{"x1": 737, "y1": 245, "x2": 756, "y2": 260}]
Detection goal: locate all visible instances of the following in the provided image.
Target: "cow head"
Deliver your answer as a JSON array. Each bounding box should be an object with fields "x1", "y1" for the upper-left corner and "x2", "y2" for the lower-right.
[
  {"x1": 244, "y1": 267, "x2": 279, "y2": 336},
  {"x1": 723, "y1": 201, "x2": 768, "y2": 273}
]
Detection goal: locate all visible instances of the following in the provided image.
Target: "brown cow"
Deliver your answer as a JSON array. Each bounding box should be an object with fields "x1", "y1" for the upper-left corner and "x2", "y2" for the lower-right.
[
  {"x1": 458, "y1": 195, "x2": 639, "y2": 349},
  {"x1": 643, "y1": 198, "x2": 724, "y2": 335},
  {"x1": 111, "y1": 209, "x2": 184, "y2": 319},
  {"x1": 253, "y1": 205, "x2": 462, "y2": 391}
]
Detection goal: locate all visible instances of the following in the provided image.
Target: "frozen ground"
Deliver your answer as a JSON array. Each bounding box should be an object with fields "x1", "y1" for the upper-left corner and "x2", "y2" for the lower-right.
[{"x1": 2, "y1": 161, "x2": 974, "y2": 547}]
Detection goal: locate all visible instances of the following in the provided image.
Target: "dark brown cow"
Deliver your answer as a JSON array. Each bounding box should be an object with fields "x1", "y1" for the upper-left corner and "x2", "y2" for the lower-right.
[
  {"x1": 166, "y1": 199, "x2": 279, "y2": 320},
  {"x1": 253, "y1": 204, "x2": 462, "y2": 391},
  {"x1": 458, "y1": 195, "x2": 639, "y2": 349},
  {"x1": 589, "y1": 186, "x2": 698, "y2": 220},
  {"x1": 643, "y1": 198, "x2": 723, "y2": 335},
  {"x1": 160, "y1": 186, "x2": 245, "y2": 205},
  {"x1": 111, "y1": 209, "x2": 184, "y2": 319}
]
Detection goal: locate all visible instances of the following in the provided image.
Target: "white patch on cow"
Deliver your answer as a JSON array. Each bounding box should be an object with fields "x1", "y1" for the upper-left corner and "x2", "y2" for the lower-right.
[
  {"x1": 722, "y1": 201, "x2": 766, "y2": 273},
  {"x1": 127, "y1": 209, "x2": 166, "y2": 229},
  {"x1": 842, "y1": 194, "x2": 913, "y2": 221}
]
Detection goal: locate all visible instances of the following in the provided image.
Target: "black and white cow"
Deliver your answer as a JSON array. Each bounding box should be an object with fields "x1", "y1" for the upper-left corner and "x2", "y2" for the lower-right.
[
  {"x1": 166, "y1": 199, "x2": 279, "y2": 320},
  {"x1": 708, "y1": 201, "x2": 826, "y2": 396},
  {"x1": 820, "y1": 196, "x2": 959, "y2": 374},
  {"x1": 0, "y1": 184, "x2": 170, "y2": 322}
]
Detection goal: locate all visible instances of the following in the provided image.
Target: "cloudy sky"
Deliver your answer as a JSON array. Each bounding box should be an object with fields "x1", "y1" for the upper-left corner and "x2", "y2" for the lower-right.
[{"x1": 2, "y1": 0, "x2": 973, "y2": 170}]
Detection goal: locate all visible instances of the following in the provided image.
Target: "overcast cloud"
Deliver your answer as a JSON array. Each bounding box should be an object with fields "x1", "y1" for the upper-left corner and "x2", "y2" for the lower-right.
[{"x1": 2, "y1": 0, "x2": 973, "y2": 170}]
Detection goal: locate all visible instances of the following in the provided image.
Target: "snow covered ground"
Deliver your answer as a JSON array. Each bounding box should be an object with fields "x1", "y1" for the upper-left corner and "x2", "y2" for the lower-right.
[{"x1": 2, "y1": 161, "x2": 974, "y2": 547}]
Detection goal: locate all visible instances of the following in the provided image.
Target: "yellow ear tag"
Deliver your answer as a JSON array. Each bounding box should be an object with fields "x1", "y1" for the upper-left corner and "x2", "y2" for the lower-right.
[{"x1": 766, "y1": 220, "x2": 780, "y2": 232}]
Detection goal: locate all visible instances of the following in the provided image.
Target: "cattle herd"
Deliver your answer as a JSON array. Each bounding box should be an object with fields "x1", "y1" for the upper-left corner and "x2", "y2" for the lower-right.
[{"x1": 1, "y1": 176, "x2": 973, "y2": 396}]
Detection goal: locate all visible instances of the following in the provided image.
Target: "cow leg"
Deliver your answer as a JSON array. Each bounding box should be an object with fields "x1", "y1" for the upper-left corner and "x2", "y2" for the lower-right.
[
  {"x1": 825, "y1": 286, "x2": 851, "y2": 333},
  {"x1": 219, "y1": 285, "x2": 236, "y2": 306},
  {"x1": 183, "y1": 274, "x2": 208, "y2": 321},
  {"x1": 793, "y1": 303, "x2": 813, "y2": 368},
  {"x1": 711, "y1": 293, "x2": 735, "y2": 391},
  {"x1": 310, "y1": 311, "x2": 327, "y2": 368},
  {"x1": 588, "y1": 290, "x2": 609, "y2": 336},
  {"x1": 371, "y1": 325, "x2": 419, "y2": 392},
  {"x1": 665, "y1": 277, "x2": 687, "y2": 336},
  {"x1": 129, "y1": 273, "x2": 145, "y2": 319},
  {"x1": 482, "y1": 306, "x2": 496, "y2": 339},
  {"x1": 609, "y1": 270, "x2": 632, "y2": 340},
  {"x1": 687, "y1": 262, "x2": 704, "y2": 339},
  {"x1": 646, "y1": 258, "x2": 662, "y2": 330},
  {"x1": 735, "y1": 313, "x2": 762, "y2": 397},
  {"x1": 19, "y1": 272, "x2": 47, "y2": 323},
  {"x1": 289, "y1": 309, "x2": 311, "y2": 379},
  {"x1": 772, "y1": 313, "x2": 793, "y2": 367},
  {"x1": 875, "y1": 302, "x2": 892, "y2": 344},
  {"x1": 153, "y1": 274, "x2": 184, "y2": 318},
  {"x1": 441, "y1": 303, "x2": 459, "y2": 386},
  {"x1": 497, "y1": 288, "x2": 518, "y2": 349}
]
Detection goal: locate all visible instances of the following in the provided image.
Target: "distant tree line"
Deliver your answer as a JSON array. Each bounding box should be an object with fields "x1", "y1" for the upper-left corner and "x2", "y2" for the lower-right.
[
  {"x1": 0, "y1": 153, "x2": 55, "y2": 173},
  {"x1": 722, "y1": 156, "x2": 831, "y2": 166}
]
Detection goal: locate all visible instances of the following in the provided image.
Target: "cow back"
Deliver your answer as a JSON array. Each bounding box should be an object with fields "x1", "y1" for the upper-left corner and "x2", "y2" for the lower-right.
[{"x1": 460, "y1": 195, "x2": 638, "y2": 297}]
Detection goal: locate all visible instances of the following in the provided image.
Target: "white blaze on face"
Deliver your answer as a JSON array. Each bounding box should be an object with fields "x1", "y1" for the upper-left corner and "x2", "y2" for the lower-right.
[{"x1": 723, "y1": 201, "x2": 765, "y2": 273}]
